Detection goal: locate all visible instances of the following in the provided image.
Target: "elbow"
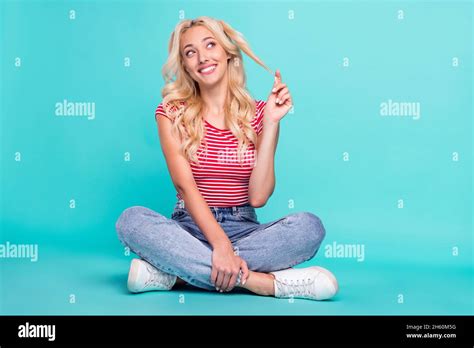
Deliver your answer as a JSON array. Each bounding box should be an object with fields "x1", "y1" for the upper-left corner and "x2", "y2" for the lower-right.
[
  {"x1": 248, "y1": 186, "x2": 274, "y2": 208},
  {"x1": 248, "y1": 195, "x2": 268, "y2": 208}
]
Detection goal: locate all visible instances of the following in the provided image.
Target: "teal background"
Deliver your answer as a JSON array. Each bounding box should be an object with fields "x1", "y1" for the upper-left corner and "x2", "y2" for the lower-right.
[{"x1": 1, "y1": 0, "x2": 472, "y2": 315}]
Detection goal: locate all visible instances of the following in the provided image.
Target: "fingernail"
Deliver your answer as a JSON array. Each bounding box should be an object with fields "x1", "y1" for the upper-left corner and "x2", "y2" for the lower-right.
[
  {"x1": 216, "y1": 287, "x2": 219, "y2": 291},
  {"x1": 220, "y1": 290, "x2": 223, "y2": 293},
  {"x1": 276, "y1": 98, "x2": 279, "y2": 103},
  {"x1": 242, "y1": 279, "x2": 247, "y2": 285},
  {"x1": 272, "y1": 88, "x2": 276, "y2": 93}
]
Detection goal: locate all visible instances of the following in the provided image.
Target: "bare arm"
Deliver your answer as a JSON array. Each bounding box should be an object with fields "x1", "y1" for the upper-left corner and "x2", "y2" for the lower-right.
[
  {"x1": 247, "y1": 118, "x2": 279, "y2": 207},
  {"x1": 248, "y1": 69, "x2": 293, "y2": 208}
]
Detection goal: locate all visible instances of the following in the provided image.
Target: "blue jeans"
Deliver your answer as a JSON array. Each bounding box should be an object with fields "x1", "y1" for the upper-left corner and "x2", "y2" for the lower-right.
[{"x1": 115, "y1": 200, "x2": 326, "y2": 291}]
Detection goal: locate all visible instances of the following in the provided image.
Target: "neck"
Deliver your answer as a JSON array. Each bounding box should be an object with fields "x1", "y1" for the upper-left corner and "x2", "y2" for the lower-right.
[{"x1": 199, "y1": 73, "x2": 228, "y2": 117}]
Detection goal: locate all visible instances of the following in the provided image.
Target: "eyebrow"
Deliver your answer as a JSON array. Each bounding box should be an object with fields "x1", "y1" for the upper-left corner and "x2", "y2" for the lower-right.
[{"x1": 183, "y1": 36, "x2": 215, "y2": 51}]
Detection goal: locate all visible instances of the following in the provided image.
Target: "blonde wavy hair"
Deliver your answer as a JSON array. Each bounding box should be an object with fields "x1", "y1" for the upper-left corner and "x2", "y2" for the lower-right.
[{"x1": 161, "y1": 16, "x2": 272, "y2": 166}]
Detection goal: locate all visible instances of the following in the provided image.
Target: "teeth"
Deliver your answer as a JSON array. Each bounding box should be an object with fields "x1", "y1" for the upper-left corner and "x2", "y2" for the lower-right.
[{"x1": 199, "y1": 65, "x2": 217, "y2": 73}]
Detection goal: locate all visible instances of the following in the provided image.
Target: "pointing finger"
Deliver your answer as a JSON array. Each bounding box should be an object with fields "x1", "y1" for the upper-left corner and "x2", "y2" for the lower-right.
[
  {"x1": 273, "y1": 68, "x2": 282, "y2": 85},
  {"x1": 276, "y1": 68, "x2": 281, "y2": 81}
]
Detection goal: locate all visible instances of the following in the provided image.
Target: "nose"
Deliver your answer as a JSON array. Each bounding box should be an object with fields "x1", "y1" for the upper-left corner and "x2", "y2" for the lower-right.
[{"x1": 197, "y1": 51, "x2": 209, "y2": 63}]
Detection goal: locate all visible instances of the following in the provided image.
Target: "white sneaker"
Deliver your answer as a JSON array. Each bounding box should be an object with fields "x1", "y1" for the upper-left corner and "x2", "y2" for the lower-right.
[
  {"x1": 127, "y1": 258, "x2": 177, "y2": 293},
  {"x1": 270, "y1": 266, "x2": 339, "y2": 301}
]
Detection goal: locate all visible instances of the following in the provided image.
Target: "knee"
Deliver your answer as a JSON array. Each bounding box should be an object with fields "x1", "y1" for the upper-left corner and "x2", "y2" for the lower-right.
[
  {"x1": 291, "y1": 212, "x2": 326, "y2": 257},
  {"x1": 115, "y1": 206, "x2": 149, "y2": 244},
  {"x1": 302, "y1": 212, "x2": 326, "y2": 246}
]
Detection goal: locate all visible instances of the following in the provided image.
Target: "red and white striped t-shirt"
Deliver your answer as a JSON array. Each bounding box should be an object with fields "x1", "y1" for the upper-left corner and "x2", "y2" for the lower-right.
[{"x1": 155, "y1": 99, "x2": 266, "y2": 207}]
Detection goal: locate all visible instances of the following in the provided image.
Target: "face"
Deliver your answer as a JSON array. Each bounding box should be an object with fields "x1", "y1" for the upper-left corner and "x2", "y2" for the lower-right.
[{"x1": 181, "y1": 25, "x2": 231, "y2": 88}]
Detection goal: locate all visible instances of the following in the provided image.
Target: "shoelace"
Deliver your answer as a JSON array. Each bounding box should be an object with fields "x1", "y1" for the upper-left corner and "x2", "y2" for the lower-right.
[
  {"x1": 143, "y1": 264, "x2": 174, "y2": 289},
  {"x1": 276, "y1": 277, "x2": 315, "y2": 297}
]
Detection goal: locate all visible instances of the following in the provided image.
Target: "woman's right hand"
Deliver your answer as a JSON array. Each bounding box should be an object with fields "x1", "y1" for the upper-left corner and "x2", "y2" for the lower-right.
[{"x1": 211, "y1": 244, "x2": 249, "y2": 292}]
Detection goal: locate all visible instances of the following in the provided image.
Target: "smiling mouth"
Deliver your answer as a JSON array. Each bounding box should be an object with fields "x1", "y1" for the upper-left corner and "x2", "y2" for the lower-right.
[{"x1": 198, "y1": 64, "x2": 217, "y2": 75}]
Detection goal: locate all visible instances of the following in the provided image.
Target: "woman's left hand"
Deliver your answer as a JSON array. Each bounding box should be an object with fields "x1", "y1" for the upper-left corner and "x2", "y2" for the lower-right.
[{"x1": 263, "y1": 69, "x2": 293, "y2": 125}]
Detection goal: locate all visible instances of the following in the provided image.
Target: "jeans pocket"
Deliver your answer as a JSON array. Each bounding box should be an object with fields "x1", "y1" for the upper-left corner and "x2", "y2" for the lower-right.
[{"x1": 236, "y1": 210, "x2": 258, "y2": 223}]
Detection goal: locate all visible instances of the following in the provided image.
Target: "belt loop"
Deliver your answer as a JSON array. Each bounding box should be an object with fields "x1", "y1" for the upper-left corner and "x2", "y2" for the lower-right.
[{"x1": 232, "y1": 206, "x2": 237, "y2": 215}]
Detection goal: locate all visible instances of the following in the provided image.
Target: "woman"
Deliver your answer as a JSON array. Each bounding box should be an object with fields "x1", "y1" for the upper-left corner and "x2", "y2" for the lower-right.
[{"x1": 115, "y1": 16, "x2": 339, "y2": 301}]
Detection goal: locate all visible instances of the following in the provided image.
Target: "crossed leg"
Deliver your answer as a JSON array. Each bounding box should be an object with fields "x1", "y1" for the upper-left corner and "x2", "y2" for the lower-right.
[{"x1": 115, "y1": 206, "x2": 326, "y2": 296}]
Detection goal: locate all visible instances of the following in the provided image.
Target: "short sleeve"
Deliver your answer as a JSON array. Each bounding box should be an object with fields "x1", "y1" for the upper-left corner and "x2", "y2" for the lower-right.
[
  {"x1": 255, "y1": 100, "x2": 266, "y2": 136},
  {"x1": 155, "y1": 102, "x2": 171, "y2": 121}
]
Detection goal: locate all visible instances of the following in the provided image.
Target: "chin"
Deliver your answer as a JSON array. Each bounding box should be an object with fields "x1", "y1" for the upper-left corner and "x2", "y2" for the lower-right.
[{"x1": 199, "y1": 74, "x2": 225, "y2": 86}]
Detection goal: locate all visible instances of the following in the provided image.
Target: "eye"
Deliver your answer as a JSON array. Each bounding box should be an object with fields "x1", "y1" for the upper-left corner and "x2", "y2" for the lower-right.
[{"x1": 185, "y1": 41, "x2": 216, "y2": 57}]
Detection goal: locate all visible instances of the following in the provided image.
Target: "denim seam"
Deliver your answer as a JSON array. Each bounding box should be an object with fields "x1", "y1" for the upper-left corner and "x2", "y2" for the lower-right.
[{"x1": 233, "y1": 216, "x2": 287, "y2": 245}]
